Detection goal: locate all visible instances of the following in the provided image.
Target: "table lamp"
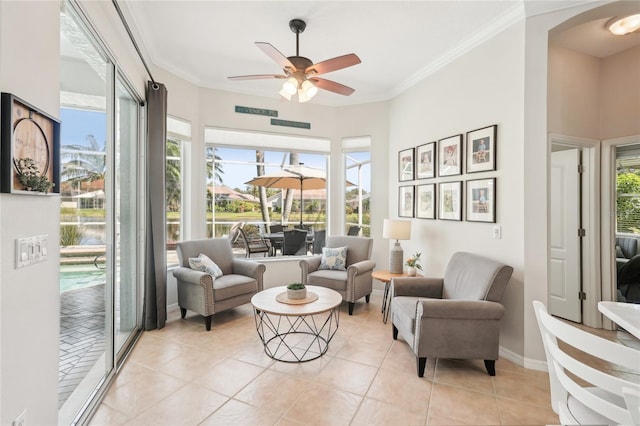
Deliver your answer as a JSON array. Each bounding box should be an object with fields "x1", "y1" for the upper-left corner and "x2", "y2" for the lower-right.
[{"x1": 383, "y1": 219, "x2": 411, "y2": 274}]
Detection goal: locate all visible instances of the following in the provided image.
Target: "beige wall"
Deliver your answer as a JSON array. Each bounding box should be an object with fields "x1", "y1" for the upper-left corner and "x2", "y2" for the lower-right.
[
  {"x1": 601, "y1": 45, "x2": 640, "y2": 139},
  {"x1": 388, "y1": 22, "x2": 527, "y2": 360}
]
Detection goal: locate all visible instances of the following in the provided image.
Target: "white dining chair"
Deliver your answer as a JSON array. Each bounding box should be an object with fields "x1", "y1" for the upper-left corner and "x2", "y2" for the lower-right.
[{"x1": 533, "y1": 300, "x2": 640, "y2": 425}]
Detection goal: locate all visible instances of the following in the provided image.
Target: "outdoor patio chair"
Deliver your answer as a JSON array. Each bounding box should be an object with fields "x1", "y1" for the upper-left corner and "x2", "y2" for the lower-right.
[
  {"x1": 347, "y1": 225, "x2": 361, "y2": 236},
  {"x1": 283, "y1": 229, "x2": 308, "y2": 255},
  {"x1": 238, "y1": 228, "x2": 271, "y2": 258},
  {"x1": 312, "y1": 229, "x2": 326, "y2": 254},
  {"x1": 173, "y1": 238, "x2": 265, "y2": 330}
]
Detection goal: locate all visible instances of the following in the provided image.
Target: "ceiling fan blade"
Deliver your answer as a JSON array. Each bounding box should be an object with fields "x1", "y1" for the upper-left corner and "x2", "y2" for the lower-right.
[
  {"x1": 227, "y1": 74, "x2": 286, "y2": 80},
  {"x1": 309, "y1": 77, "x2": 355, "y2": 96},
  {"x1": 306, "y1": 53, "x2": 361, "y2": 75},
  {"x1": 255, "y1": 42, "x2": 296, "y2": 71}
]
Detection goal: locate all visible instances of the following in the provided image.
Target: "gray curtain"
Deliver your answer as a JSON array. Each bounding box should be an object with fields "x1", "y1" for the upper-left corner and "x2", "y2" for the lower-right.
[{"x1": 144, "y1": 81, "x2": 167, "y2": 330}]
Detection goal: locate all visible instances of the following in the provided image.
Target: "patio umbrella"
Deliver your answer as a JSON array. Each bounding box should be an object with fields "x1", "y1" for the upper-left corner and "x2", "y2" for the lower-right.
[{"x1": 246, "y1": 163, "x2": 352, "y2": 227}]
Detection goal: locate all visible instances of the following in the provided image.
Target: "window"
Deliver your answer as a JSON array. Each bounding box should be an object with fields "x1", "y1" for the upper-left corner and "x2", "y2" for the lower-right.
[
  {"x1": 204, "y1": 128, "x2": 330, "y2": 255},
  {"x1": 344, "y1": 137, "x2": 372, "y2": 237},
  {"x1": 616, "y1": 144, "x2": 640, "y2": 234},
  {"x1": 166, "y1": 116, "x2": 190, "y2": 265}
]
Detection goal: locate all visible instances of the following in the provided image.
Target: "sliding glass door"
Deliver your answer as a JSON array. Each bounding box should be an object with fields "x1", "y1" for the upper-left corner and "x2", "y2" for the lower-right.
[{"x1": 59, "y1": 2, "x2": 143, "y2": 423}]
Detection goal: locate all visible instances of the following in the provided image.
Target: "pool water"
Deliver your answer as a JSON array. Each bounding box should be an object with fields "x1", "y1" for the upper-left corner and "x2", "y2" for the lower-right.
[{"x1": 60, "y1": 268, "x2": 106, "y2": 293}]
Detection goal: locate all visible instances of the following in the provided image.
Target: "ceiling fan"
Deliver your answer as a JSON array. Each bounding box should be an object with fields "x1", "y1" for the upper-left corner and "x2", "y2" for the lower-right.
[{"x1": 228, "y1": 19, "x2": 361, "y2": 102}]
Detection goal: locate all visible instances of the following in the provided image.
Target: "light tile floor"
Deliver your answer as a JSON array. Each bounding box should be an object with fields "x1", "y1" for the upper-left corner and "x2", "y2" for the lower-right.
[{"x1": 89, "y1": 293, "x2": 632, "y2": 426}]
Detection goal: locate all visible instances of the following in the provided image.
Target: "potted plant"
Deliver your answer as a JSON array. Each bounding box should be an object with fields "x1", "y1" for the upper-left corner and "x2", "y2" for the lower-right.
[
  {"x1": 15, "y1": 157, "x2": 53, "y2": 193},
  {"x1": 287, "y1": 282, "x2": 307, "y2": 300},
  {"x1": 405, "y1": 252, "x2": 422, "y2": 277}
]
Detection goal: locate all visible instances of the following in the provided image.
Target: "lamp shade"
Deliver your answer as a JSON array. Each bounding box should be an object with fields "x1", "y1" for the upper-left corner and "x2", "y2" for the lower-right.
[{"x1": 383, "y1": 219, "x2": 411, "y2": 240}]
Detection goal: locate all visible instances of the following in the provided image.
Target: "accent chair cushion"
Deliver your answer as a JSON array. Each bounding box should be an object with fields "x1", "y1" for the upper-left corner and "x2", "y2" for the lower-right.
[
  {"x1": 319, "y1": 246, "x2": 348, "y2": 271},
  {"x1": 189, "y1": 253, "x2": 223, "y2": 277}
]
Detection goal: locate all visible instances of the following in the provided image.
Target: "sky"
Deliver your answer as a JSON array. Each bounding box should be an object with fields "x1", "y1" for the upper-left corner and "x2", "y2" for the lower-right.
[{"x1": 60, "y1": 108, "x2": 371, "y2": 192}]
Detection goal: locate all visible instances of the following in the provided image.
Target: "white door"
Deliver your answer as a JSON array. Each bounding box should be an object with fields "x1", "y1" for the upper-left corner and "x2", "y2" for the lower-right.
[{"x1": 550, "y1": 149, "x2": 581, "y2": 322}]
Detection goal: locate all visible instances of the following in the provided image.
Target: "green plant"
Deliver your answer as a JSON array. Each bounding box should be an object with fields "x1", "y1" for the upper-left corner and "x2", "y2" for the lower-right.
[
  {"x1": 15, "y1": 157, "x2": 53, "y2": 193},
  {"x1": 60, "y1": 224, "x2": 83, "y2": 246},
  {"x1": 405, "y1": 252, "x2": 423, "y2": 270},
  {"x1": 287, "y1": 282, "x2": 305, "y2": 290}
]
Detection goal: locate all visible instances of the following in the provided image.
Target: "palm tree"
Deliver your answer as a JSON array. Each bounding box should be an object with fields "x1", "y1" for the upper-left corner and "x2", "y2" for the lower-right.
[
  {"x1": 61, "y1": 135, "x2": 106, "y2": 191},
  {"x1": 282, "y1": 152, "x2": 299, "y2": 224},
  {"x1": 166, "y1": 138, "x2": 182, "y2": 211},
  {"x1": 256, "y1": 150, "x2": 270, "y2": 225}
]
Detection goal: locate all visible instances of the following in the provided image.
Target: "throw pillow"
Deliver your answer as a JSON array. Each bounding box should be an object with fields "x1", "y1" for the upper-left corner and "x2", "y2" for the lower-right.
[
  {"x1": 188, "y1": 253, "x2": 223, "y2": 277},
  {"x1": 318, "y1": 246, "x2": 348, "y2": 271}
]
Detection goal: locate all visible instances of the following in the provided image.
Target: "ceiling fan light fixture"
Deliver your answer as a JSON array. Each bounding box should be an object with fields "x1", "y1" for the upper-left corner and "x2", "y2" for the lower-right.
[
  {"x1": 297, "y1": 88, "x2": 311, "y2": 103},
  {"x1": 608, "y1": 14, "x2": 640, "y2": 35},
  {"x1": 282, "y1": 77, "x2": 298, "y2": 95},
  {"x1": 278, "y1": 88, "x2": 292, "y2": 100},
  {"x1": 301, "y1": 79, "x2": 318, "y2": 98}
]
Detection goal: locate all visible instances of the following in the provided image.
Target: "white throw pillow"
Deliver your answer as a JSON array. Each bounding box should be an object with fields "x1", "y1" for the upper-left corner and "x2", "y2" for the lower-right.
[
  {"x1": 318, "y1": 246, "x2": 348, "y2": 271},
  {"x1": 188, "y1": 253, "x2": 223, "y2": 277}
]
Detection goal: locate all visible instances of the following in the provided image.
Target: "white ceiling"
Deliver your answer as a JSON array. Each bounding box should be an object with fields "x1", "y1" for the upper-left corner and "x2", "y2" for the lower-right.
[{"x1": 120, "y1": 1, "x2": 640, "y2": 107}]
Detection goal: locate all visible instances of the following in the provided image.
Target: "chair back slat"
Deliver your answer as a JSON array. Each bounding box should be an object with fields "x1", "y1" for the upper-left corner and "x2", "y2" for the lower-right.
[{"x1": 533, "y1": 301, "x2": 640, "y2": 425}]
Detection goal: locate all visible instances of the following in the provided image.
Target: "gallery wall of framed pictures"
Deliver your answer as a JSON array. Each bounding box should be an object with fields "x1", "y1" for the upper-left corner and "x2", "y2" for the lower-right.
[{"x1": 395, "y1": 124, "x2": 497, "y2": 223}]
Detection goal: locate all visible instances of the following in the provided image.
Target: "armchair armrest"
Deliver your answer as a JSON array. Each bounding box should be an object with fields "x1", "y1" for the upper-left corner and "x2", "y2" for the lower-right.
[
  {"x1": 392, "y1": 277, "x2": 443, "y2": 298},
  {"x1": 417, "y1": 299, "x2": 504, "y2": 320},
  {"x1": 300, "y1": 255, "x2": 322, "y2": 284},
  {"x1": 347, "y1": 259, "x2": 376, "y2": 279},
  {"x1": 232, "y1": 258, "x2": 266, "y2": 278},
  {"x1": 172, "y1": 267, "x2": 210, "y2": 286}
]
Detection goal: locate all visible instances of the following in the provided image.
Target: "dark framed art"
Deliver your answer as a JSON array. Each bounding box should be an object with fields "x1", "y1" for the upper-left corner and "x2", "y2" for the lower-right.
[
  {"x1": 1, "y1": 93, "x2": 60, "y2": 194},
  {"x1": 398, "y1": 185, "x2": 414, "y2": 217},
  {"x1": 438, "y1": 181, "x2": 462, "y2": 221},
  {"x1": 438, "y1": 134, "x2": 462, "y2": 177},
  {"x1": 416, "y1": 183, "x2": 435, "y2": 219},
  {"x1": 466, "y1": 124, "x2": 497, "y2": 173},
  {"x1": 398, "y1": 148, "x2": 414, "y2": 181},
  {"x1": 466, "y1": 178, "x2": 496, "y2": 223},
  {"x1": 416, "y1": 142, "x2": 436, "y2": 179}
]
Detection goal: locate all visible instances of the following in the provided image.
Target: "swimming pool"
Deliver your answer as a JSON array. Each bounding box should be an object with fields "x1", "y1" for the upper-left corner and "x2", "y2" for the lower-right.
[{"x1": 60, "y1": 266, "x2": 106, "y2": 293}]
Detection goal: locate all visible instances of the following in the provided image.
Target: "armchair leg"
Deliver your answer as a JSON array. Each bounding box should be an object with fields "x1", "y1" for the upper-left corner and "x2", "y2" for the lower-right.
[
  {"x1": 205, "y1": 315, "x2": 212, "y2": 331},
  {"x1": 180, "y1": 308, "x2": 186, "y2": 318},
  {"x1": 417, "y1": 357, "x2": 427, "y2": 377},
  {"x1": 392, "y1": 325, "x2": 398, "y2": 340},
  {"x1": 348, "y1": 302, "x2": 355, "y2": 315},
  {"x1": 484, "y1": 360, "x2": 496, "y2": 376},
  {"x1": 365, "y1": 294, "x2": 370, "y2": 303}
]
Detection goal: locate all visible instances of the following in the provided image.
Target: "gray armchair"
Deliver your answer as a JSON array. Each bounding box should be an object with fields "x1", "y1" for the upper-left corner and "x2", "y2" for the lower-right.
[
  {"x1": 299, "y1": 236, "x2": 375, "y2": 315},
  {"x1": 391, "y1": 252, "x2": 513, "y2": 377},
  {"x1": 173, "y1": 238, "x2": 265, "y2": 330}
]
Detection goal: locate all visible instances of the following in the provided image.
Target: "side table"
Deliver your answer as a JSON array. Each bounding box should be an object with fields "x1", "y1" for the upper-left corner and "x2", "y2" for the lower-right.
[{"x1": 372, "y1": 270, "x2": 421, "y2": 323}]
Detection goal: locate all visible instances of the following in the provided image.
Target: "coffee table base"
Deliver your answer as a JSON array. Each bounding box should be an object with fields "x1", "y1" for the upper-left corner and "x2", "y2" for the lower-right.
[{"x1": 253, "y1": 308, "x2": 340, "y2": 362}]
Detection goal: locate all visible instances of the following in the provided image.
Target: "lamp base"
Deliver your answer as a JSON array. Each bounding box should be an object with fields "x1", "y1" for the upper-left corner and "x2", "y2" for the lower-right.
[{"x1": 390, "y1": 242, "x2": 404, "y2": 274}]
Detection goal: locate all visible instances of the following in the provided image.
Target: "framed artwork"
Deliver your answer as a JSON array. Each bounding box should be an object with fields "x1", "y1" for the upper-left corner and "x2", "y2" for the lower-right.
[
  {"x1": 416, "y1": 183, "x2": 436, "y2": 219},
  {"x1": 416, "y1": 142, "x2": 436, "y2": 179},
  {"x1": 466, "y1": 124, "x2": 497, "y2": 173},
  {"x1": 438, "y1": 134, "x2": 462, "y2": 177},
  {"x1": 438, "y1": 181, "x2": 462, "y2": 221},
  {"x1": 1, "y1": 93, "x2": 60, "y2": 194},
  {"x1": 466, "y1": 178, "x2": 496, "y2": 223},
  {"x1": 398, "y1": 148, "x2": 414, "y2": 181},
  {"x1": 398, "y1": 185, "x2": 414, "y2": 217}
]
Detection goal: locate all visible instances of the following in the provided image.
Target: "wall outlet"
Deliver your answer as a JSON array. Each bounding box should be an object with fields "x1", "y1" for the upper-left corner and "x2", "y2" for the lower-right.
[
  {"x1": 493, "y1": 225, "x2": 502, "y2": 239},
  {"x1": 12, "y1": 409, "x2": 26, "y2": 426}
]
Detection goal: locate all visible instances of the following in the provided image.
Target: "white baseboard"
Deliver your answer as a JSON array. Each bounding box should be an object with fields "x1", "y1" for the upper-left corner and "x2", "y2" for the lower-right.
[
  {"x1": 167, "y1": 302, "x2": 179, "y2": 312},
  {"x1": 499, "y1": 345, "x2": 548, "y2": 372}
]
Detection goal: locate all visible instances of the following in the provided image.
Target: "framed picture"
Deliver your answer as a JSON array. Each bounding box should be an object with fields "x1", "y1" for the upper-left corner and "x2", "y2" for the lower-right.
[
  {"x1": 398, "y1": 185, "x2": 414, "y2": 217},
  {"x1": 438, "y1": 181, "x2": 462, "y2": 221},
  {"x1": 398, "y1": 148, "x2": 414, "y2": 181},
  {"x1": 1, "y1": 93, "x2": 60, "y2": 194},
  {"x1": 466, "y1": 178, "x2": 496, "y2": 223},
  {"x1": 416, "y1": 183, "x2": 436, "y2": 219},
  {"x1": 438, "y1": 134, "x2": 462, "y2": 177},
  {"x1": 466, "y1": 124, "x2": 497, "y2": 173},
  {"x1": 416, "y1": 142, "x2": 436, "y2": 179}
]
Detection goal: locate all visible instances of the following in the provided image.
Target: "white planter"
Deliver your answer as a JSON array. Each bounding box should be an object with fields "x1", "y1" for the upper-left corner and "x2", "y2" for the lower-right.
[
  {"x1": 287, "y1": 288, "x2": 307, "y2": 300},
  {"x1": 407, "y1": 266, "x2": 417, "y2": 277}
]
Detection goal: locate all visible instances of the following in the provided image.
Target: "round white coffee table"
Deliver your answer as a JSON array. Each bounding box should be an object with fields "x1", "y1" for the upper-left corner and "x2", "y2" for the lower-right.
[{"x1": 251, "y1": 285, "x2": 341, "y2": 362}]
